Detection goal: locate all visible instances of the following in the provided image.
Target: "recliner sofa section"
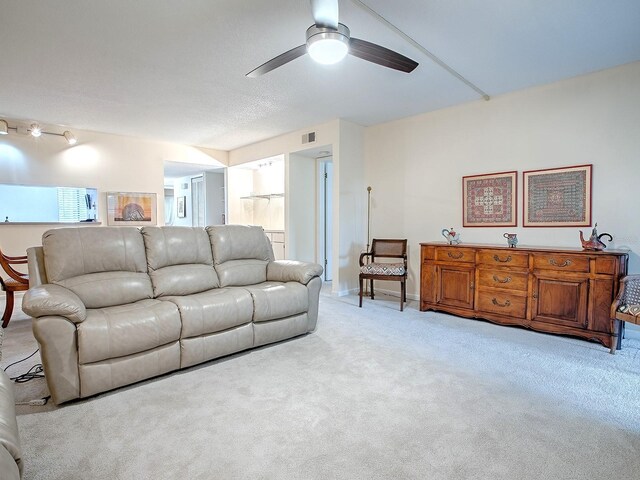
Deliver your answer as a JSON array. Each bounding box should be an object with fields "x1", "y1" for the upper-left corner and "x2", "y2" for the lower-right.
[{"x1": 22, "y1": 225, "x2": 323, "y2": 405}]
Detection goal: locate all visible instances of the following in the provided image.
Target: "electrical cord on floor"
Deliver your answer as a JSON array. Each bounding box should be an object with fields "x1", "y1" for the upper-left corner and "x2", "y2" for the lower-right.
[{"x1": 3, "y1": 348, "x2": 45, "y2": 382}]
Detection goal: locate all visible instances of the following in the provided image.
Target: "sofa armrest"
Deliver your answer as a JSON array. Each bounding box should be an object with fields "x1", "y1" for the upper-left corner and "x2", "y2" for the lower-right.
[
  {"x1": 22, "y1": 284, "x2": 87, "y2": 323},
  {"x1": 0, "y1": 370, "x2": 23, "y2": 479},
  {"x1": 267, "y1": 261, "x2": 323, "y2": 285}
]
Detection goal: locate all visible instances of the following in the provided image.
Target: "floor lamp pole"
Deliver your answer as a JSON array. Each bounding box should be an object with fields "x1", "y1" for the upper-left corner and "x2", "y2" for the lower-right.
[{"x1": 364, "y1": 186, "x2": 372, "y2": 296}]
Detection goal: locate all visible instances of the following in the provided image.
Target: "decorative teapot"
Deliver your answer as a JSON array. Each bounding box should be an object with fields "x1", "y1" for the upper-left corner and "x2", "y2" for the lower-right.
[
  {"x1": 503, "y1": 233, "x2": 518, "y2": 248},
  {"x1": 579, "y1": 223, "x2": 612, "y2": 251},
  {"x1": 442, "y1": 227, "x2": 461, "y2": 245}
]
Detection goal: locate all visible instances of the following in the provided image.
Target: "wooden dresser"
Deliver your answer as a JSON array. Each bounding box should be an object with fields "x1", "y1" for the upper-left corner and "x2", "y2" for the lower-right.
[{"x1": 420, "y1": 242, "x2": 628, "y2": 349}]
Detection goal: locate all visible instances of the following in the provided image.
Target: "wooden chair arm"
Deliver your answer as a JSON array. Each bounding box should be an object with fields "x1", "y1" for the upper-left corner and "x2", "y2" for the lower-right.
[
  {"x1": 611, "y1": 275, "x2": 640, "y2": 317},
  {"x1": 359, "y1": 252, "x2": 372, "y2": 267},
  {"x1": 0, "y1": 254, "x2": 29, "y2": 285}
]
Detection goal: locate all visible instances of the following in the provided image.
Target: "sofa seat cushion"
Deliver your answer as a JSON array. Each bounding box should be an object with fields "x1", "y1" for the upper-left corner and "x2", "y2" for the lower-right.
[
  {"x1": 78, "y1": 299, "x2": 181, "y2": 364},
  {"x1": 240, "y1": 282, "x2": 308, "y2": 322},
  {"x1": 164, "y1": 288, "x2": 254, "y2": 339}
]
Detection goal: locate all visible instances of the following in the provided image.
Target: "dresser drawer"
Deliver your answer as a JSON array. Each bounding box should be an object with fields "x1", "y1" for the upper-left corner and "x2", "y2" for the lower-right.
[
  {"x1": 477, "y1": 269, "x2": 528, "y2": 292},
  {"x1": 435, "y1": 247, "x2": 475, "y2": 263},
  {"x1": 533, "y1": 254, "x2": 589, "y2": 273},
  {"x1": 477, "y1": 291, "x2": 527, "y2": 318},
  {"x1": 477, "y1": 249, "x2": 529, "y2": 268}
]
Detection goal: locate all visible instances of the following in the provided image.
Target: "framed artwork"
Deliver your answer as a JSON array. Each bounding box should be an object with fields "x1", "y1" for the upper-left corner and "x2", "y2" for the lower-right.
[
  {"x1": 177, "y1": 196, "x2": 186, "y2": 218},
  {"x1": 462, "y1": 171, "x2": 517, "y2": 227},
  {"x1": 106, "y1": 192, "x2": 157, "y2": 226},
  {"x1": 523, "y1": 164, "x2": 592, "y2": 227}
]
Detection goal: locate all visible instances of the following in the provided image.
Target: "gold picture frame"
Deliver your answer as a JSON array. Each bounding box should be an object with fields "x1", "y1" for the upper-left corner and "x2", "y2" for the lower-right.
[{"x1": 106, "y1": 192, "x2": 157, "y2": 226}]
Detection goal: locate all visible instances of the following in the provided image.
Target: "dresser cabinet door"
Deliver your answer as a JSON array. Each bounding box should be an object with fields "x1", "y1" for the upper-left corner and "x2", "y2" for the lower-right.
[
  {"x1": 437, "y1": 265, "x2": 474, "y2": 309},
  {"x1": 532, "y1": 275, "x2": 589, "y2": 328}
]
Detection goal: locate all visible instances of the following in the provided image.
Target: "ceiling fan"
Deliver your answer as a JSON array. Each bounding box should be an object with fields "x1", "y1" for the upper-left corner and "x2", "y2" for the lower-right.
[{"x1": 246, "y1": 0, "x2": 418, "y2": 77}]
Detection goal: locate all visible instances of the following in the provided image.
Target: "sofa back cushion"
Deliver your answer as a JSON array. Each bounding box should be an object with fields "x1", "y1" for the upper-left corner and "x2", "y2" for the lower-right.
[
  {"x1": 207, "y1": 225, "x2": 274, "y2": 286},
  {"x1": 42, "y1": 227, "x2": 152, "y2": 308},
  {"x1": 142, "y1": 227, "x2": 219, "y2": 296}
]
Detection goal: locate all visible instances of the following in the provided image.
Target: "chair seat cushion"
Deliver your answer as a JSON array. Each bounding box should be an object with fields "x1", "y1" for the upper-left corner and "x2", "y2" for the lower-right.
[
  {"x1": 78, "y1": 299, "x2": 181, "y2": 364},
  {"x1": 618, "y1": 304, "x2": 640, "y2": 317},
  {"x1": 163, "y1": 288, "x2": 254, "y2": 338},
  {"x1": 360, "y1": 263, "x2": 405, "y2": 276}
]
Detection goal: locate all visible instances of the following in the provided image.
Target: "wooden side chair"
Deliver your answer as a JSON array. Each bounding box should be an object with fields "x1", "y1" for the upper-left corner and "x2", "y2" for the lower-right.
[
  {"x1": 610, "y1": 274, "x2": 640, "y2": 354},
  {"x1": 359, "y1": 239, "x2": 408, "y2": 311},
  {"x1": 0, "y1": 248, "x2": 29, "y2": 328}
]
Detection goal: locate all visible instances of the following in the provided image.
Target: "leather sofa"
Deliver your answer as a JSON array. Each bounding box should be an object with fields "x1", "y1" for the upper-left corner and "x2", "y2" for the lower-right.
[
  {"x1": 0, "y1": 369, "x2": 23, "y2": 479},
  {"x1": 22, "y1": 225, "x2": 323, "y2": 405}
]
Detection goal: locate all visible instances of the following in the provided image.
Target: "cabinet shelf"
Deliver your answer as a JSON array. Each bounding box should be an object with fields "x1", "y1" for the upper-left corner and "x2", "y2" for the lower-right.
[{"x1": 240, "y1": 193, "x2": 284, "y2": 200}]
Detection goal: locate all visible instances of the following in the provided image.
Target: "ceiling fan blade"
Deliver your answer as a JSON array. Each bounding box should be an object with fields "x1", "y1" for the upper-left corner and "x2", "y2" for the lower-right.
[
  {"x1": 246, "y1": 45, "x2": 307, "y2": 77},
  {"x1": 310, "y1": 0, "x2": 339, "y2": 29},
  {"x1": 349, "y1": 38, "x2": 418, "y2": 73}
]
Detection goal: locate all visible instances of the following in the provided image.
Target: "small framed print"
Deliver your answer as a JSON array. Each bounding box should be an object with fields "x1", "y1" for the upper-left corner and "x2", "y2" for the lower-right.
[
  {"x1": 462, "y1": 171, "x2": 517, "y2": 227},
  {"x1": 106, "y1": 192, "x2": 157, "y2": 226},
  {"x1": 523, "y1": 164, "x2": 592, "y2": 227},
  {"x1": 177, "y1": 196, "x2": 186, "y2": 218}
]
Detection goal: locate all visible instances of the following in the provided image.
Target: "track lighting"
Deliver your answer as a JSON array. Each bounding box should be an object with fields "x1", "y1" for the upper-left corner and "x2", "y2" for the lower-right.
[
  {"x1": 63, "y1": 131, "x2": 77, "y2": 145},
  {"x1": 30, "y1": 123, "x2": 42, "y2": 137},
  {"x1": 0, "y1": 119, "x2": 77, "y2": 145}
]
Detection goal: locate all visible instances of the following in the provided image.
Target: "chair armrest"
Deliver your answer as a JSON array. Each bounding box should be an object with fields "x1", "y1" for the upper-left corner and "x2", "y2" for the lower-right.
[
  {"x1": 359, "y1": 252, "x2": 372, "y2": 267},
  {"x1": 267, "y1": 261, "x2": 323, "y2": 285},
  {"x1": 611, "y1": 275, "x2": 640, "y2": 317},
  {"x1": 22, "y1": 284, "x2": 87, "y2": 323}
]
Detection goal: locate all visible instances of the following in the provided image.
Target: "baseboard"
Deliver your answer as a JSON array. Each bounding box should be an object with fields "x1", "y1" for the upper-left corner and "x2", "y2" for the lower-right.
[
  {"x1": 372, "y1": 287, "x2": 419, "y2": 301},
  {"x1": 335, "y1": 288, "x2": 359, "y2": 297},
  {"x1": 332, "y1": 287, "x2": 419, "y2": 301}
]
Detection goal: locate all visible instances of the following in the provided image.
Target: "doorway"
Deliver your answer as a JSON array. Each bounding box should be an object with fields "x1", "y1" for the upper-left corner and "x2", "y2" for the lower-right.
[{"x1": 318, "y1": 159, "x2": 333, "y2": 282}]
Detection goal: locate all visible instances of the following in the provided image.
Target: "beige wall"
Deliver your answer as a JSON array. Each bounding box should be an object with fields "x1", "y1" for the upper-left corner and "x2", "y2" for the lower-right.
[
  {"x1": 0, "y1": 128, "x2": 226, "y2": 256},
  {"x1": 365, "y1": 61, "x2": 640, "y2": 298}
]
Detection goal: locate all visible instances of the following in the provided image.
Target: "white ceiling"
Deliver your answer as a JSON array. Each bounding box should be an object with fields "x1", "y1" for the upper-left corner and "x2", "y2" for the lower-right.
[{"x1": 1, "y1": 1, "x2": 639, "y2": 151}]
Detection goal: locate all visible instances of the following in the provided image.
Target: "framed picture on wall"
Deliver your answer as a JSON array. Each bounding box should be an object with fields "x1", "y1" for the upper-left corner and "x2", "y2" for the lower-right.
[
  {"x1": 177, "y1": 196, "x2": 186, "y2": 218},
  {"x1": 106, "y1": 192, "x2": 157, "y2": 226},
  {"x1": 462, "y1": 171, "x2": 517, "y2": 227},
  {"x1": 523, "y1": 164, "x2": 592, "y2": 227}
]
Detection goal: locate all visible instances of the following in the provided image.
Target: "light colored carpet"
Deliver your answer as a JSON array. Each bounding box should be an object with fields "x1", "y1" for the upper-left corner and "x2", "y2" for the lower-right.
[{"x1": 2, "y1": 291, "x2": 640, "y2": 480}]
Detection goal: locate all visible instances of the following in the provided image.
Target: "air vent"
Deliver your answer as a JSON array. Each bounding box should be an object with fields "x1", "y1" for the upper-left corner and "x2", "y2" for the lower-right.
[{"x1": 302, "y1": 131, "x2": 316, "y2": 144}]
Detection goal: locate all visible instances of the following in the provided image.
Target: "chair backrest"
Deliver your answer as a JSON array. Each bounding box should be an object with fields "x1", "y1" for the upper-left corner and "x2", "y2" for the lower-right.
[
  {"x1": 371, "y1": 239, "x2": 407, "y2": 261},
  {"x1": 0, "y1": 247, "x2": 29, "y2": 285}
]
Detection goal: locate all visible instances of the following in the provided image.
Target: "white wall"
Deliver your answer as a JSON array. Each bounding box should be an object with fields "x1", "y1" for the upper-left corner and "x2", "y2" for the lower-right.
[
  {"x1": 172, "y1": 176, "x2": 192, "y2": 227},
  {"x1": 228, "y1": 119, "x2": 367, "y2": 295},
  {"x1": 287, "y1": 153, "x2": 316, "y2": 262},
  {"x1": 0, "y1": 128, "x2": 226, "y2": 255},
  {"x1": 335, "y1": 121, "x2": 366, "y2": 295},
  {"x1": 364, "y1": 61, "x2": 640, "y2": 298}
]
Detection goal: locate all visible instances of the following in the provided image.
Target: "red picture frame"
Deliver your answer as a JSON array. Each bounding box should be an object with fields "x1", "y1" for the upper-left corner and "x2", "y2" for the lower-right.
[
  {"x1": 522, "y1": 164, "x2": 592, "y2": 227},
  {"x1": 462, "y1": 171, "x2": 517, "y2": 227}
]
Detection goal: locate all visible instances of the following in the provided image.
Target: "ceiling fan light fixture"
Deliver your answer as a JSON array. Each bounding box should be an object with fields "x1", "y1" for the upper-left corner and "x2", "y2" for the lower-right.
[{"x1": 306, "y1": 23, "x2": 350, "y2": 65}]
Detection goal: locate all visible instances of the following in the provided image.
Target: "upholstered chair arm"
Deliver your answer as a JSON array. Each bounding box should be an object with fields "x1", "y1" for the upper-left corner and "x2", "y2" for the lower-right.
[
  {"x1": 611, "y1": 275, "x2": 640, "y2": 317},
  {"x1": 267, "y1": 261, "x2": 323, "y2": 285},
  {"x1": 359, "y1": 252, "x2": 372, "y2": 267},
  {"x1": 22, "y1": 284, "x2": 87, "y2": 323}
]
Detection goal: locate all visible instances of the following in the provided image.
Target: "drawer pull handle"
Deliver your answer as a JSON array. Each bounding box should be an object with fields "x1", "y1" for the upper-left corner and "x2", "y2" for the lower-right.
[
  {"x1": 447, "y1": 251, "x2": 464, "y2": 259},
  {"x1": 492, "y1": 298, "x2": 511, "y2": 308},
  {"x1": 493, "y1": 255, "x2": 512, "y2": 263},
  {"x1": 549, "y1": 258, "x2": 572, "y2": 268},
  {"x1": 492, "y1": 275, "x2": 512, "y2": 284}
]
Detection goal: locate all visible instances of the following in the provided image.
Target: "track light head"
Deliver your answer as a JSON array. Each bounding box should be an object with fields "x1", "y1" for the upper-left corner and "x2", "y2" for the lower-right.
[
  {"x1": 0, "y1": 120, "x2": 8, "y2": 135},
  {"x1": 30, "y1": 123, "x2": 42, "y2": 137},
  {"x1": 63, "y1": 131, "x2": 77, "y2": 145}
]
